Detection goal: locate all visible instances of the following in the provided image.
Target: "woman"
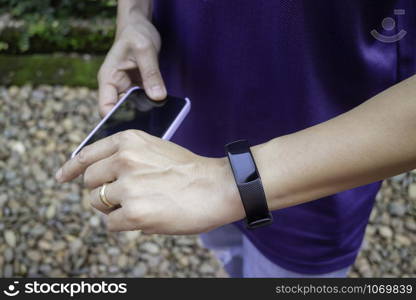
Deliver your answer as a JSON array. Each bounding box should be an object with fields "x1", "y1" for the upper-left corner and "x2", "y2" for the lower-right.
[{"x1": 56, "y1": 0, "x2": 416, "y2": 277}]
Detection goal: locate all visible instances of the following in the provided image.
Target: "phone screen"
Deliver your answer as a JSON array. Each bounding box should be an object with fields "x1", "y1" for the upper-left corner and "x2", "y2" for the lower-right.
[{"x1": 80, "y1": 88, "x2": 188, "y2": 149}]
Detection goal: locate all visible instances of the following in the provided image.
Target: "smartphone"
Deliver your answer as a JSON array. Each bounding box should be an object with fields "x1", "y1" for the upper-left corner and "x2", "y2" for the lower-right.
[{"x1": 71, "y1": 87, "x2": 191, "y2": 158}]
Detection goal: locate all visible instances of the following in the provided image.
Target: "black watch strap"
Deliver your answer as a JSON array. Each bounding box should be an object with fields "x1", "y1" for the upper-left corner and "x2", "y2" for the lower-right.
[{"x1": 225, "y1": 140, "x2": 273, "y2": 229}]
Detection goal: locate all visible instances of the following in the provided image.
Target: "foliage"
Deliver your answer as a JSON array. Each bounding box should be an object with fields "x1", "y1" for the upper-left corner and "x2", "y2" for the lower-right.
[
  {"x1": 0, "y1": 0, "x2": 117, "y2": 19},
  {"x1": 0, "y1": 0, "x2": 117, "y2": 53},
  {"x1": 0, "y1": 54, "x2": 104, "y2": 87}
]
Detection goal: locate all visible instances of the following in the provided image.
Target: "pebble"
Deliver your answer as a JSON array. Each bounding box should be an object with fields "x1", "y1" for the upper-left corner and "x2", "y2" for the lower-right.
[
  {"x1": 28, "y1": 266, "x2": 39, "y2": 277},
  {"x1": 125, "y1": 230, "x2": 141, "y2": 241},
  {"x1": 175, "y1": 237, "x2": 195, "y2": 246},
  {"x1": 45, "y1": 204, "x2": 56, "y2": 219},
  {"x1": 107, "y1": 247, "x2": 120, "y2": 256},
  {"x1": 405, "y1": 220, "x2": 416, "y2": 232},
  {"x1": 391, "y1": 173, "x2": 406, "y2": 183},
  {"x1": 4, "y1": 264, "x2": 13, "y2": 277},
  {"x1": 159, "y1": 260, "x2": 170, "y2": 273},
  {"x1": 4, "y1": 230, "x2": 17, "y2": 247},
  {"x1": 117, "y1": 255, "x2": 128, "y2": 268},
  {"x1": 27, "y1": 250, "x2": 42, "y2": 262},
  {"x1": 10, "y1": 141, "x2": 25, "y2": 154},
  {"x1": 108, "y1": 266, "x2": 119, "y2": 274},
  {"x1": 409, "y1": 184, "x2": 416, "y2": 200},
  {"x1": 140, "y1": 242, "x2": 160, "y2": 255},
  {"x1": 70, "y1": 239, "x2": 83, "y2": 254},
  {"x1": 62, "y1": 119, "x2": 73, "y2": 131},
  {"x1": 54, "y1": 241, "x2": 67, "y2": 251},
  {"x1": 8, "y1": 86, "x2": 19, "y2": 97},
  {"x1": 132, "y1": 263, "x2": 148, "y2": 277},
  {"x1": 2, "y1": 85, "x2": 413, "y2": 278},
  {"x1": 178, "y1": 256, "x2": 189, "y2": 267},
  {"x1": 199, "y1": 262, "x2": 216, "y2": 274},
  {"x1": 68, "y1": 132, "x2": 82, "y2": 143},
  {"x1": 142, "y1": 254, "x2": 161, "y2": 268},
  {"x1": 4, "y1": 248, "x2": 13, "y2": 262},
  {"x1": 38, "y1": 240, "x2": 52, "y2": 250},
  {"x1": 39, "y1": 264, "x2": 52, "y2": 274},
  {"x1": 188, "y1": 256, "x2": 200, "y2": 267},
  {"x1": 388, "y1": 202, "x2": 406, "y2": 217},
  {"x1": 98, "y1": 253, "x2": 110, "y2": 265},
  {"x1": 378, "y1": 226, "x2": 393, "y2": 239},
  {"x1": 395, "y1": 235, "x2": 411, "y2": 246},
  {"x1": 32, "y1": 90, "x2": 45, "y2": 101},
  {"x1": 31, "y1": 224, "x2": 46, "y2": 236},
  {"x1": 89, "y1": 215, "x2": 100, "y2": 227},
  {"x1": 0, "y1": 194, "x2": 8, "y2": 207}
]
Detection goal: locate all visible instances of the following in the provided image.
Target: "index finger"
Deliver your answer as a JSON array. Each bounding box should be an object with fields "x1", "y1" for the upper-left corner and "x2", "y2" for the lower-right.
[
  {"x1": 97, "y1": 42, "x2": 132, "y2": 117},
  {"x1": 55, "y1": 133, "x2": 121, "y2": 183}
]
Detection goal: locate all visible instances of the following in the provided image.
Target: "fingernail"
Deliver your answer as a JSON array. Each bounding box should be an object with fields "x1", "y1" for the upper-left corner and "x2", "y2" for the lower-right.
[
  {"x1": 55, "y1": 168, "x2": 63, "y2": 182},
  {"x1": 150, "y1": 85, "x2": 165, "y2": 99}
]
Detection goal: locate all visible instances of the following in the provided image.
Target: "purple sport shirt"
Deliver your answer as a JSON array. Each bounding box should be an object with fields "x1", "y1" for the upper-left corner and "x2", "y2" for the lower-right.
[{"x1": 153, "y1": 0, "x2": 416, "y2": 274}]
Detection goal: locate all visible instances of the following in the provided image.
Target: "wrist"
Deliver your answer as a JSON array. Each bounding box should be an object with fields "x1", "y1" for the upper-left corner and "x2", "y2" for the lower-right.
[
  {"x1": 116, "y1": 1, "x2": 153, "y2": 36},
  {"x1": 216, "y1": 157, "x2": 246, "y2": 224},
  {"x1": 251, "y1": 137, "x2": 290, "y2": 211},
  {"x1": 118, "y1": 0, "x2": 152, "y2": 19}
]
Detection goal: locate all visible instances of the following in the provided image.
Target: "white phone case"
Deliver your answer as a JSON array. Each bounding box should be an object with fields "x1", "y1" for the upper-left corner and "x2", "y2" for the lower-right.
[{"x1": 70, "y1": 87, "x2": 191, "y2": 159}]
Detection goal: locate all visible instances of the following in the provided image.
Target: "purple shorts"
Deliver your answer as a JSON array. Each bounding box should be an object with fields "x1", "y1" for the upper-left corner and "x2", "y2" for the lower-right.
[{"x1": 200, "y1": 224, "x2": 351, "y2": 278}]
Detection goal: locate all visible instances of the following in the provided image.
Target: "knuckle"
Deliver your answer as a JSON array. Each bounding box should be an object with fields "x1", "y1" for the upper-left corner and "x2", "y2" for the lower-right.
[
  {"x1": 110, "y1": 132, "x2": 122, "y2": 145},
  {"x1": 111, "y1": 131, "x2": 127, "y2": 147},
  {"x1": 123, "y1": 129, "x2": 139, "y2": 139},
  {"x1": 105, "y1": 216, "x2": 114, "y2": 230},
  {"x1": 118, "y1": 26, "x2": 134, "y2": 38},
  {"x1": 77, "y1": 147, "x2": 90, "y2": 164},
  {"x1": 83, "y1": 168, "x2": 93, "y2": 188},
  {"x1": 117, "y1": 179, "x2": 132, "y2": 199},
  {"x1": 89, "y1": 190, "x2": 97, "y2": 206},
  {"x1": 117, "y1": 130, "x2": 139, "y2": 143},
  {"x1": 143, "y1": 69, "x2": 160, "y2": 81},
  {"x1": 132, "y1": 36, "x2": 152, "y2": 52},
  {"x1": 106, "y1": 220, "x2": 113, "y2": 231},
  {"x1": 115, "y1": 150, "x2": 136, "y2": 168},
  {"x1": 60, "y1": 165, "x2": 68, "y2": 180},
  {"x1": 97, "y1": 66, "x2": 105, "y2": 81},
  {"x1": 131, "y1": 129, "x2": 148, "y2": 141},
  {"x1": 97, "y1": 60, "x2": 111, "y2": 81},
  {"x1": 124, "y1": 207, "x2": 141, "y2": 224}
]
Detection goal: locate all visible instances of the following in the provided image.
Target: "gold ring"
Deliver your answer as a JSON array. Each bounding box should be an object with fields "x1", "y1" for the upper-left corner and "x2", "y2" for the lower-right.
[{"x1": 99, "y1": 183, "x2": 114, "y2": 208}]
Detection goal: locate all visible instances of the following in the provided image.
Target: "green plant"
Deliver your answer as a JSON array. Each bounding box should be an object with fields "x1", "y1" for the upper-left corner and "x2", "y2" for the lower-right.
[
  {"x1": 0, "y1": 54, "x2": 104, "y2": 87},
  {"x1": 0, "y1": 0, "x2": 117, "y2": 53},
  {"x1": 0, "y1": 0, "x2": 117, "y2": 19}
]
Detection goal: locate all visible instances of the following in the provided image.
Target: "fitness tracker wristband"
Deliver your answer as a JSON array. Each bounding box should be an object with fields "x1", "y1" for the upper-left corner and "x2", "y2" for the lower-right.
[{"x1": 225, "y1": 140, "x2": 273, "y2": 229}]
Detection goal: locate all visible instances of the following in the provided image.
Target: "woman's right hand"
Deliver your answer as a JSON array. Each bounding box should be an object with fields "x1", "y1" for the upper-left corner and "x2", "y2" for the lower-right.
[{"x1": 97, "y1": 14, "x2": 167, "y2": 117}]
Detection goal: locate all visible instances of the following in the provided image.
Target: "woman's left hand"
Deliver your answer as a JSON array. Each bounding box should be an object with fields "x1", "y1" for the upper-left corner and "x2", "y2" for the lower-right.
[{"x1": 55, "y1": 130, "x2": 244, "y2": 234}]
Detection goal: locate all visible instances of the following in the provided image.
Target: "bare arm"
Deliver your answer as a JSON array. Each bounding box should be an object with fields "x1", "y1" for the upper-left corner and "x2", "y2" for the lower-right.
[
  {"x1": 116, "y1": 0, "x2": 152, "y2": 33},
  {"x1": 58, "y1": 1, "x2": 416, "y2": 233},
  {"x1": 249, "y1": 75, "x2": 416, "y2": 213},
  {"x1": 57, "y1": 75, "x2": 416, "y2": 234}
]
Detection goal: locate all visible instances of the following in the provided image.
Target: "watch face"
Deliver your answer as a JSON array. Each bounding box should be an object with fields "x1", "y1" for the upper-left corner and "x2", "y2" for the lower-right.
[{"x1": 226, "y1": 140, "x2": 259, "y2": 183}]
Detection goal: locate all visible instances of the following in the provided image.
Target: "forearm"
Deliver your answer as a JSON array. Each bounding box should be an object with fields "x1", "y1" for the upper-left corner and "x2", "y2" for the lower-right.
[
  {"x1": 116, "y1": 0, "x2": 153, "y2": 35},
  {"x1": 251, "y1": 75, "x2": 416, "y2": 211}
]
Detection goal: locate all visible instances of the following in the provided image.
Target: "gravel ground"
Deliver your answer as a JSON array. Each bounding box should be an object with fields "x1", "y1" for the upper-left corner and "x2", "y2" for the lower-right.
[{"x1": 0, "y1": 85, "x2": 415, "y2": 277}]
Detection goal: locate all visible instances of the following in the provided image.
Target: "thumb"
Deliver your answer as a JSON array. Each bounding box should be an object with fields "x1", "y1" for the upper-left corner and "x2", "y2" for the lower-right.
[{"x1": 98, "y1": 82, "x2": 118, "y2": 117}]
